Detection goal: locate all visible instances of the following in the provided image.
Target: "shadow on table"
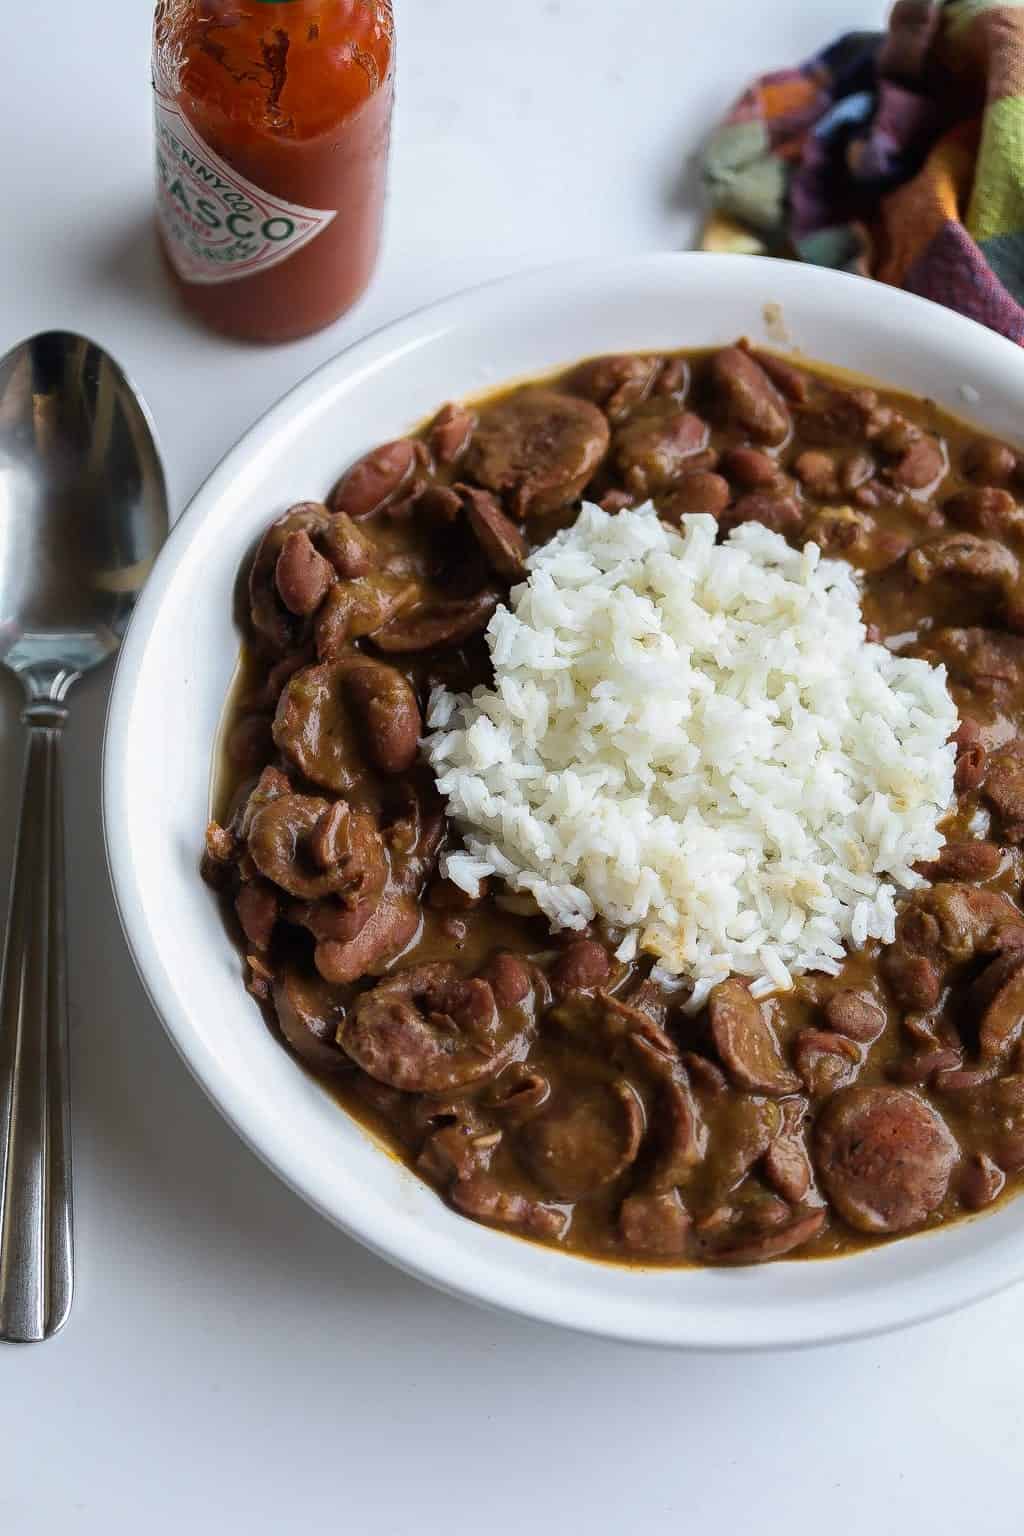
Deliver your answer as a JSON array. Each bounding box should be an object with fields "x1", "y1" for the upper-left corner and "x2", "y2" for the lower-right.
[{"x1": 87, "y1": 205, "x2": 209, "y2": 341}]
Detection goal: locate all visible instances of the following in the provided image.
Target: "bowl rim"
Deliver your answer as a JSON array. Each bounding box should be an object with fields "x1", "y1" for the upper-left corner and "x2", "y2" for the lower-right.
[{"x1": 103, "y1": 251, "x2": 1024, "y2": 1349}]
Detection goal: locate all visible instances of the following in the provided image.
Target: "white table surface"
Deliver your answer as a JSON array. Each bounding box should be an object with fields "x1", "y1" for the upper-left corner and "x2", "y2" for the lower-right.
[{"x1": 3, "y1": 2, "x2": 1020, "y2": 1531}]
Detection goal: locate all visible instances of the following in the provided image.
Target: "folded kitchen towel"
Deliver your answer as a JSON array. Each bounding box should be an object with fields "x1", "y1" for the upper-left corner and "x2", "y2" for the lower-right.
[{"x1": 701, "y1": 0, "x2": 1024, "y2": 343}]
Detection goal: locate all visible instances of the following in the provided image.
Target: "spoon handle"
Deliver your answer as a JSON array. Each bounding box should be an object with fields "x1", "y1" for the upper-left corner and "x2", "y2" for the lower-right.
[{"x1": 0, "y1": 703, "x2": 73, "y2": 1343}]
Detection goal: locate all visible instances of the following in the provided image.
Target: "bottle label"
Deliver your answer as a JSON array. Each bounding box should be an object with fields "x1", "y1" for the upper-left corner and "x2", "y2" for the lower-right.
[{"x1": 153, "y1": 90, "x2": 337, "y2": 286}]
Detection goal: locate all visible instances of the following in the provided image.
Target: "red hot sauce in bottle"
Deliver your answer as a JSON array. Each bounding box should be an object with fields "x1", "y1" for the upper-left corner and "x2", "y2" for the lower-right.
[{"x1": 152, "y1": 1, "x2": 395, "y2": 343}]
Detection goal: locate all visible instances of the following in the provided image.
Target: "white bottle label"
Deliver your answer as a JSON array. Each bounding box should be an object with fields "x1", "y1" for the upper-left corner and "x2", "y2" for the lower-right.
[{"x1": 154, "y1": 90, "x2": 337, "y2": 286}]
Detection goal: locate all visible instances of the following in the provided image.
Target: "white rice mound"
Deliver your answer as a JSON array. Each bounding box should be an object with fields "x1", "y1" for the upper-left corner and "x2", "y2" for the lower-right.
[{"x1": 424, "y1": 504, "x2": 957, "y2": 1003}]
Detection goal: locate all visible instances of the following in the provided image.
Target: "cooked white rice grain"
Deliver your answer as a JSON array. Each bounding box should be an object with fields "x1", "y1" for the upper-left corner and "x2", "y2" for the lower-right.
[{"x1": 425, "y1": 504, "x2": 957, "y2": 992}]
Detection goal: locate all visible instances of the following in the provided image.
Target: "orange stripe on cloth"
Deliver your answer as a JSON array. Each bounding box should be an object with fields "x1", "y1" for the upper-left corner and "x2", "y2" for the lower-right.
[
  {"x1": 874, "y1": 119, "x2": 981, "y2": 286},
  {"x1": 759, "y1": 76, "x2": 822, "y2": 119}
]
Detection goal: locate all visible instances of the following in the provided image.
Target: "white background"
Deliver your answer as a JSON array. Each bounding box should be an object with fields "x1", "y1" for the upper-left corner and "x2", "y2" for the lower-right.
[{"x1": 2, "y1": 2, "x2": 1020, "y2": 1531}]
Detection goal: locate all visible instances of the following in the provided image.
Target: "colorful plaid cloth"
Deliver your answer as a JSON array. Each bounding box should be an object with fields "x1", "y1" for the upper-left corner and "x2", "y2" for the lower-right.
[{"x1": 701, "y1": 1, "x2": 1024, "y2": 343}]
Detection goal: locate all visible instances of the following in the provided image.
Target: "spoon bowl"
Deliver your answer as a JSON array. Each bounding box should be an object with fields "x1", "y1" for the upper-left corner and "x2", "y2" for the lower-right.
[
  {"x1": 0, "y1": 332, "x2": 167, "y2": 1341},
  {"x1": 0, "y1": 332, "x2": 166, "y2": 693}
]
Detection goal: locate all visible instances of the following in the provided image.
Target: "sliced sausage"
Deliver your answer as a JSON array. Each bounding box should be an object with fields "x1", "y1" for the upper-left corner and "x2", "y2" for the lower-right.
[
  {"x1": 883, "y1": 883, "x2": 1024, "y2": 1008},
  {"x1": 916, "y1": 841, "x2": 1003, "y2": 883},
  {"x1": 464, "y1": 389, "x2": 610, "y2": 517},
  {"x1": 648, "y1": 1073, "x2": 707, "y2": 1191},
  {"x1": 627, "y1": 1026, "x2": 685, "y2": 1080},
  {"x1": 917, "y1": 627, "x2": 1024, "y2": 694},
  {"x1": 703, "y1": 1095, "x2": 782, "y2": 1200},
  {"x1": 273, "y1": 967, "x2": 349, "y2": 1074},
  {"x1": 708, "y1": 347, "x2": 791, "y2": 446},
  {"x1": 887, "y1": 1048, "x2": 962, "y2": 1086},
  {"x1": 253, "y1": 649, "x2": 315, "y2": 711},
  {"x1": 273, "y1": 664, "x2": 369, "y2": 791},
  {"x1": 614, "y1": 408, "x2": 711, "y2": 498},
  {"x1": 949, "y1": 880, "x2": 1024, "y2": 961},
  {"x1": 486, "y1": 1069, "x2": 551, "y2": 1122},
  {"x1": 519, "y1": 1080, "x2": 645, "y2": 1199},
  {"x1": 418, "y1": 1121, "x2": 499, "y2": 1186},
  {"x1": 991, "y1": 1074, "x2": 1024, "y2": 1172},
  {"x1": 814, "y1": 1086, "x2": 958, "y2": 1234},
  {"x1": 620, "y1": 1190, "x2": 691, "y2": 1257},
  {"x1": 248, "y1": 793, "x2": 387, "y2": 904},
  {"x1": 314, "y1": 574, "x2": 420, "y2": 657},
  {"x1": 235, "y1": 879, "x2": 279, "y2": 951},
  {"x1": 568, "y1": 354, "x2": 661, "y2": 420},
  {"x1": 681, "y1": 1052, "x2": 728, "y2": 1096},
  {"x1": 709, "y1": 1208, "x2": 826, "y2": 1265},
  {"x1": 343, "y1": 962, "x2": 533, "y2": 1093},
  {"x1": 458, "y1": 484, "x2": 529, "y2": 580},
  {"x1": 314, "y1": 896, "x2": 419, "y2": 985},
  {"x1": 907, "y1": 533, "x2": 1018, "y2": 596},
  {"x1": 236, "y1": 764, "x2": 292, "y2": 838},
  {"x1": 450, "y1": 1175, "x2": 567, "y2": 1239},
  {"x1": 225, "y1": 713, "x2": 275, "y2": 777},
  {"x1": 794, "y1": 386, "x2": 880, "y2": 446},
  {"x1": 273, "y1": 658, "x2": 421, "y2": 792},
  {"x1": 983, "y1": 740, "x2": 1024, "y2": 842},
  {"x1": 292, "y1": 891, "x2": 377, "y2": 947},
  {"x1": 338, "y1": 657, "x2": 422, "y2": 775},
  {"x1": 381, "y1": 781, "x2": 445, "y2": 896},
  {"x1": 967, "y1": 950, "x2": 1024, "y2": 1064},
  {"x1": 944, "y1": 486, "x2": 1024, "y2": 539},
  {"x1": 762, "y1": 1099, "x2": 813, "y2": 1203},
  {"x1": 708, "y1": 980, "x2": 800, "y2": 1095},
  {"x1": 604, "y1": 979, "x2": 668, "y2": 1030},
  {"x1": 960, "y1": 1152, "x2": 1006, "y2": 1210},
  {"x1": 371, "y1": 588, "x2": 500, "y2": 652},
  {"x1": 933, "y1": 1064, "x2": 999, "y2": 1095}
]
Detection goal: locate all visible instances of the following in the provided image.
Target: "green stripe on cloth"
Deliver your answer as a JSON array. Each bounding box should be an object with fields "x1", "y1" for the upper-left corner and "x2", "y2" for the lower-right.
[
  {"x1": 702, "y1": 121, "x2": 786, "y2": 234},
  {"x1": 946, "y1": 0, "x2": 1024, "y2": 40},
  {"x1": 968, "y1": 95, "x2": 1024, "y2": 239}
]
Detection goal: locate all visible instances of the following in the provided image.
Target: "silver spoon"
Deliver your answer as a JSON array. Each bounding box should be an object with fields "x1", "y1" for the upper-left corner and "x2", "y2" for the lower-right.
[{"x1": 0, "y1": 332, "x2": 168, "y2": 1342}]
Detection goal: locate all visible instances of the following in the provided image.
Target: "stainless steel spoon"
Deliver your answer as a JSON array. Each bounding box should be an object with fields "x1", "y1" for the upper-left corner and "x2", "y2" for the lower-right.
[{"x1": 0, "y1": 332, "x2": 168, "y2": 1342}]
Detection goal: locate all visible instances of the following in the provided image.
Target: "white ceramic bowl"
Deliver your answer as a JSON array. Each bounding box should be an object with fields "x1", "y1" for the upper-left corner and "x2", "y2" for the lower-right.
[{"x1": 104, "y1": 253, "x2": 1024, "y2": 1349}]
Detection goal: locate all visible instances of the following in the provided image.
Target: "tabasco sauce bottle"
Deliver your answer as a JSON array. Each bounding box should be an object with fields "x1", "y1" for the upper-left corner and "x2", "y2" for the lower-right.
[{"x1": 152, "y1": 2, "x2": 395, "y2": 343}]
